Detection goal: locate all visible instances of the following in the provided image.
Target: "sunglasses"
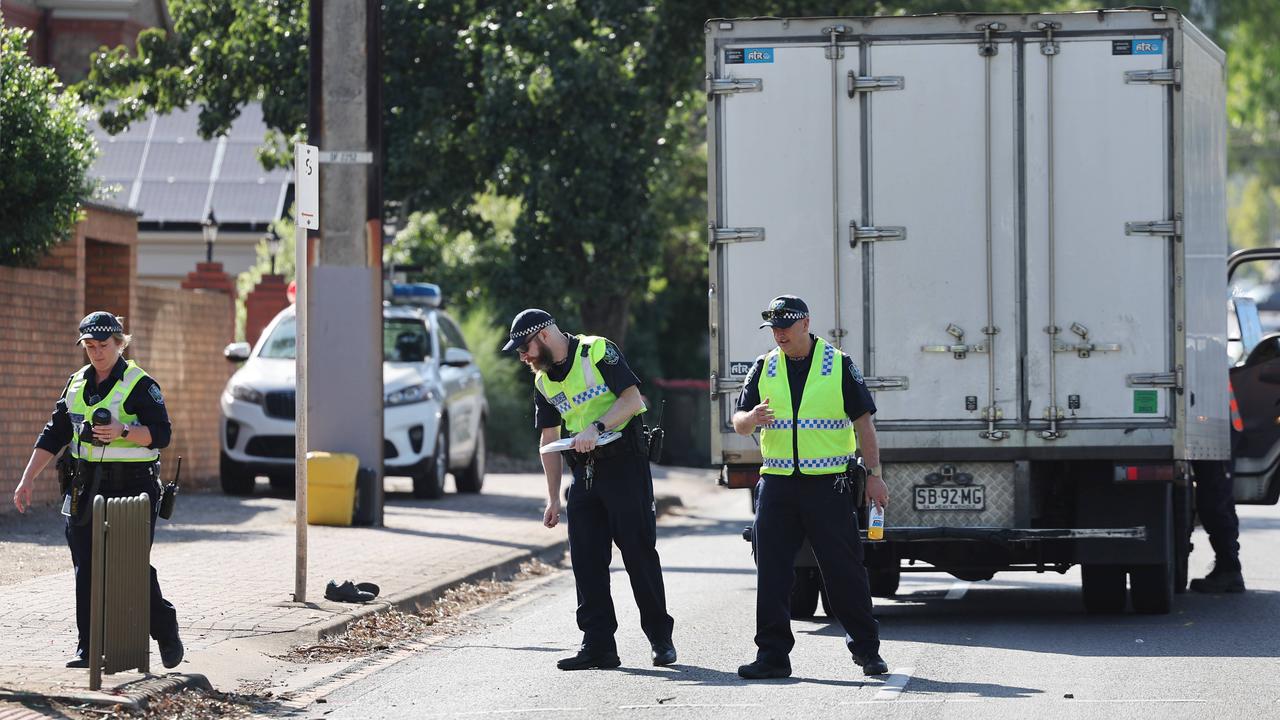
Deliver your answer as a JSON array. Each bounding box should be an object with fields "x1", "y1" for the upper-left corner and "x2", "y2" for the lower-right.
[
  {"x1": 516, "y1": 334, "x2": 540, "y2": 354},
  {"x1": 761, "y1": 309, "x2": 808, "y2": 322}
]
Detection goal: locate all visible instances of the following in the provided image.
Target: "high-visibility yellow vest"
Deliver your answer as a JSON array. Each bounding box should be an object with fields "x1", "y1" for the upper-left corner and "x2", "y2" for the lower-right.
[
  {"x1": 757, "y1": 336, "x2": 857, "y2": 475},
  {"x1": 66, "y1": 360, "x2": 160, "y2": 462},
  {"x1": 535, "y1": 335, "x2": 644, "y2": 433}
]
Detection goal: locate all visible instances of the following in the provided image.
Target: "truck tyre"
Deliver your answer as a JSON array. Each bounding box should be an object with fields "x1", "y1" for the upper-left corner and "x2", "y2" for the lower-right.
[
  {"x1": 1130, "y1": 562, "x2": 1174, "y2": 614},
  {"x1": 413, "y1": 423, "x2": 448, "y2": 499},
  {"x1": 791, "y1": 568, "x2": 821, "y2": 619},
  {"x1": 868, "y1": 567, "x2": 901, "y2": 598},
  {"x1": 220, "y1": 452, "x2": 255, "y2": 496},
  {"x1": 455, "y1": 422, "x2": 485, "y2": 494},
  {"x1": 1081, "y1": 565, "x2": 1126, "y2": 614}
]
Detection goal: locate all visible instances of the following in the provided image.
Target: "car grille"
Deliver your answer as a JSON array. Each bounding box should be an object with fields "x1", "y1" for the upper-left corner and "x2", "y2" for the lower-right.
[
  {"x1": 264, "y1": 391, "x2": 296, "y2": 420},
  {"x1": 245, "y1": 436, "x2": 297, "y2": 459}
]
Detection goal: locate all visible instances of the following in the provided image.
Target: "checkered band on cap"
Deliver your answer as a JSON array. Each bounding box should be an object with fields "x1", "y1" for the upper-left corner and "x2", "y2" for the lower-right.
[
  {"x1": 80, "y1": 325, "x2": 119, "y2": 334},
  {"x1": 511, "y1": 318, "x2": 554, "y2": 342},
  {"x1": 771, "y1": 311, "x2": 807, "y2": 320}
]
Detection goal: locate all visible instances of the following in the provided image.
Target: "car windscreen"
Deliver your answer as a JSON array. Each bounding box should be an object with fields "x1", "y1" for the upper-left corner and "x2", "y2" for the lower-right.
[
  {"x1": 259, "y1": 316, "x2": 297, "y2": 359},
  {"x1": 384, "y1": 318, "x2": 431, "y2": 362}
]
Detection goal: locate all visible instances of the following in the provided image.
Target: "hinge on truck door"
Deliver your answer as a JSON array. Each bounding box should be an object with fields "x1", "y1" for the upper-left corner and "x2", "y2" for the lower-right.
[
  {"x1": 707, "y1": 76, "x2": 763, "y2": 95},
  {"x1": 922, "y1": 324, "x2": 987, "y2": 359},
  {"x1": 1124, "y1": 68, "x2": 1181, "y2": 88},
  {"x1": 849, "y1": 223, "x2": 906, "y2": 248},
  {"x1": 847, "y1": 73, "x2": 905, "y2": 98},
  {"x1": 1125, "y1": 219, "x2": 1182, "y2": 236},
  {"x1": 710, "y1": 373, "x2": 744, "y2": 399},
  {"x1": 1127, "y1": 368, "x2": 1184, "y2": 391},
  {"x1": 975, "y1": 22, "x2": 1005, "y2": 57},
  {"x1": 1052, "y1": 322, "x2": 1120, "y2": 358},
  {"x1": 708, "y1": 225, "x2": 765, "y2": 246}
]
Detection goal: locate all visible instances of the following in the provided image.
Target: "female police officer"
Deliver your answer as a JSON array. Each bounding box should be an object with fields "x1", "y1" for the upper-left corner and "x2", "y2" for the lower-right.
[{"x1": 12, "y1": 311, "x2": 183, "y2": 669}]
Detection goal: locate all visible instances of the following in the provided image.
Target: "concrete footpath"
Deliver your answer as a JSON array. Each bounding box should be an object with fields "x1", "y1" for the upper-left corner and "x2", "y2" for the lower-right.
[{"x1": 0, "y1": 466, "x2": 715, "y2": 714}]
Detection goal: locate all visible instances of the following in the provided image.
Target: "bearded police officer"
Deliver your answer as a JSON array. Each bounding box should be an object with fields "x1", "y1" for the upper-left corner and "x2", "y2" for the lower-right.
[
  {"x1": 504, "y1": 309, "x2": 676, "y2": 670},
  {"x1": 12, "y1": 312, "x2": 183, "y2": 669},
  {"x1": 733, "y1": 295, "x2": 889, "y2": 679}
]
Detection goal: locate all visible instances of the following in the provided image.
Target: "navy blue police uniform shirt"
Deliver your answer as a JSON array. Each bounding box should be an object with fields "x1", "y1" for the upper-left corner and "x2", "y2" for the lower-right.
[
  {"x1": 735, "y1": 335, "x2": 876, "y2": 478},
  {"x1": 534, "y1": 335, "x2": 642, "y2": 434},
  {"x1": 35, "y1": 356, "x2": 173, "y2": 455}
]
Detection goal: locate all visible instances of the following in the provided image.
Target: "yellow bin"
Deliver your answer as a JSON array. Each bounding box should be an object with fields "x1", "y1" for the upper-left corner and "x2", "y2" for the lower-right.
[{"x1": 306, "y1": 451, "x2": 359, "y2": 526}]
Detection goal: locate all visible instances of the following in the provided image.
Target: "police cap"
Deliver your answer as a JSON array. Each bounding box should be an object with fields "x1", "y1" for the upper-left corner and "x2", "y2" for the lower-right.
[
  {"x1": 502, "y1": 308, "x2": 555, "y2": 352},
  {"x1": 77, "y1": 311, "x2": 124, "y2": 344},
  {"x1": 759, "y1": 295, "x2": 810, "y2": 329}
]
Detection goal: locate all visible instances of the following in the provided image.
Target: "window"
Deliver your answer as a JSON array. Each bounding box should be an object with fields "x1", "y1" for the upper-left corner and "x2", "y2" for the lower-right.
[
  {"x1": 384, "y1": 318, "x2": 431, "y2": 362},
  {"x1": 259, "y1": 316, "x2": 296, "y2": 359},
  {"x1": 438, "y1": 314, "x2": 468, "y2": 352}
]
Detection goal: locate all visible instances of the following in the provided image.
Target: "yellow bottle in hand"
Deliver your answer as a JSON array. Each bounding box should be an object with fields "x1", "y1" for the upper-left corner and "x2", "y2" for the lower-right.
[{"x1": 867, "y1": 503, "x2": 885, "y2": 541}]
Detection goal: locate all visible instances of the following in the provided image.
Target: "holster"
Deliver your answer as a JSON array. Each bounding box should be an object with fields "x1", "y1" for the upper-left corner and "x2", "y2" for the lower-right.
[
  {"x1": 56, "y1": 452, "x2": 75, "y2": 497},
  {"x1": 68, "y1": 460, "x2": 100, "y2": 527}
]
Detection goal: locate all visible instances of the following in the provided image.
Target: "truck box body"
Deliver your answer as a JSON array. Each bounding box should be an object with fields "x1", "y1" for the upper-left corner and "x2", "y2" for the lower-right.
[{"x1": 707, "y1": 9, "x2": 1231, "y2": 612}]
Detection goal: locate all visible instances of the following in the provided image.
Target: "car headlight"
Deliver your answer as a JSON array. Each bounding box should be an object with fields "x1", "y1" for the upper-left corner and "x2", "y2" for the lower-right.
[
  {"x1": 385, "y1": 383, "x2": 433, "y2": 407},
  {"x1": 229, "y1": 383, "x2": 264, "y2": 404}
]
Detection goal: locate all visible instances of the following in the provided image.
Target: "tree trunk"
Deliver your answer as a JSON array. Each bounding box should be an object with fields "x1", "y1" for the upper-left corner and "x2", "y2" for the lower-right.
[{"x1": 581, "y1": 294, "x2": 632, "y2": 345}]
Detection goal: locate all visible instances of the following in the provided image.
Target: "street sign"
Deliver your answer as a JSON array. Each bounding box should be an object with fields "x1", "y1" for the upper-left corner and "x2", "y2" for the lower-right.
[
  {"x1": 319, "y1": 150, "x2": 374, "y2": 164},
  {"x1": 295, "y1": 143, "x2": 319, "y2": 230}
]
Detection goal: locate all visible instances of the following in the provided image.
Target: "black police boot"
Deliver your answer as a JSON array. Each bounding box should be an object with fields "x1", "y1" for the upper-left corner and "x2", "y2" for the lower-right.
[
  {"x1": 65, "y1": 654, "x2": 89, "y2": 669},
  {"x1": 737, "y1": 659, "x2": 792, "y2": 680},
  {"x1": 159, "y1": 637, "x2": 185, "y2": 669},
  {"x1": 651, "y1": 640, "x2": 677, "y2": 667},
  {"x1": 1189, "y1": 562, "x2": 1246, "y2": 594},
  {"x1": 853, "y1": 651, "x2": 890, "y2": 676},
  {"x1": 556, "y1": 647, "x2": 621, "y2": 671}
]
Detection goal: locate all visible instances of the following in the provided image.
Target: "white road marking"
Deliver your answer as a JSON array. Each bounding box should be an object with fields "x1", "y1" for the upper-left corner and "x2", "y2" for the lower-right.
[
  {"x1": 945, "y1": 581, "x2": 971, "y2": 600},
  {"x1": 873, "y1": 666, "x2": 914, "y2": 700},
  {"x1": 618, "y1": 703, "x2": 765, "y2": 710}
]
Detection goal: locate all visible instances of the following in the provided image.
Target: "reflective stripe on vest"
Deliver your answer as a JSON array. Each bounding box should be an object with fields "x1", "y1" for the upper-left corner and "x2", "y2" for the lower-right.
[
  {"x1": 534, "y1": 335, "x2": 644, "y2": 434},
  {"x1": 66, "y1": 360, "x2": 160, "y2": 462},
  {"x1": 757, "y1": 337, "x2": 858, "y2": 476}
]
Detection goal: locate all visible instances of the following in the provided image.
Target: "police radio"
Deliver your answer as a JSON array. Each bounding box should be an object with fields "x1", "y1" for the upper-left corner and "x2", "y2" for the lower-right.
[{"x1": 646, "y1": 401, "x2": 665, "y2": 464}]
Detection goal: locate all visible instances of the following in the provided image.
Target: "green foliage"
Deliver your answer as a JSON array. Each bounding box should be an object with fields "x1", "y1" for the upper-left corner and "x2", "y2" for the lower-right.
[
  {"x1": 0, "y1": 26, "x2": 98, "y2": 266},
  {"x1": 455, "y1": 303, "x2": 537, "y2": 459}
]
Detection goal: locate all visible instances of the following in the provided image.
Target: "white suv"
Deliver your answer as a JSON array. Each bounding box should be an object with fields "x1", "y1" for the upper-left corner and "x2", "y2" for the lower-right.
[{"x1": 220, "y1": 285, "x2": 486, "y2": 499}]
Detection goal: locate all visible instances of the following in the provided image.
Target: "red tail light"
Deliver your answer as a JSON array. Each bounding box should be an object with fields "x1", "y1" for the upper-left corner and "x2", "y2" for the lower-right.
[{"x1": 1115, "y1": 464, "x2": 1175, "y2": 482}]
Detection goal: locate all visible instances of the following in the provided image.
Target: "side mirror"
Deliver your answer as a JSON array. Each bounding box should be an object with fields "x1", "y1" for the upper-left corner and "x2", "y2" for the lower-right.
[
  {"x1": 224, "y1": 342, "x2": 251, "y2": 362},
  {"x1": 443, "y1": 347, "x2": 473, "y2": 367}
]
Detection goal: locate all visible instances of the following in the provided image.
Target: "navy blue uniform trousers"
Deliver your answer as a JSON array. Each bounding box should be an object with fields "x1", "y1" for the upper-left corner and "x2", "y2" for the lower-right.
[
  {"x1": 754, "y1": 474, "x2": 879, "y2": 667},
  {"x1": 65, "y1": 463, "x2": 179, "y2": 656},
  {"x1": 1192, "y1": 459, "x2": 1241, "y2": 568},
  {"x1": 565, "y1": 451, "x2": 674, "y2": 652}
]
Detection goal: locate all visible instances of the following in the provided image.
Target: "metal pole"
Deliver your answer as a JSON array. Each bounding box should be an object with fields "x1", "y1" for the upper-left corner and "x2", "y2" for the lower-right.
[
  {"x1": 88, "y1": 495, "x2": 105, "y2": 690},
  {"x1": 294, "y1": 218, "x2": 308, "y2": 604}
]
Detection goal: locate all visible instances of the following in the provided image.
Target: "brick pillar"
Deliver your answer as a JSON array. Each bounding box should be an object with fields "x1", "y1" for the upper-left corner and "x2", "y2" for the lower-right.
[
  {"x1": 181, "y1": 262, "x2": 236, "y2": 341},
  {"x1": 245, "y1": 274, "x2": 290, "y2": 346}
]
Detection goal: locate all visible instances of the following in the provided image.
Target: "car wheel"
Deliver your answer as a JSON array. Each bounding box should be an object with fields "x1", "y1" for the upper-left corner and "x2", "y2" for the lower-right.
[
  {"x1": 268, "y1": 472, "x2": 295, "y2": 497},
  {"x1": 455, "y1": 422, "x2": 485, "y2": 494},
  {"x1": 413, "y1": 421, "x2": 448, "y2": 499},
  {"x1": 220, "y1": 452, "x2": 255, "y2": 496}
]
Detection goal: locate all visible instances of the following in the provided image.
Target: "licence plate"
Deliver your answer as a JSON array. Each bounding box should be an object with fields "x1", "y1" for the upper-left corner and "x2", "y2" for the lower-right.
[{"x1": 913, "y1": 485, "x2": 985, "y2": 511}]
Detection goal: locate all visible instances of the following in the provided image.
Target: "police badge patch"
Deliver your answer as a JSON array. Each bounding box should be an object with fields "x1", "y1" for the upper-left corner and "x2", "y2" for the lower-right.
[
  {"x1": 148, "y1": 384, "x2": 165, "y2": 405},
  {"x1": 848, "y1": 361, "x2": 865, "y2": 385},
  {"x1": 603, "y1": 342, "x2": 620, "y2": 365}
]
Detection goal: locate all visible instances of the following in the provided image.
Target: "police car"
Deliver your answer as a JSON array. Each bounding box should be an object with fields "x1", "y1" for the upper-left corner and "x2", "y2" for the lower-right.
[{"x1": 220, "y1": 283, "x2": 487, "y2": 499}]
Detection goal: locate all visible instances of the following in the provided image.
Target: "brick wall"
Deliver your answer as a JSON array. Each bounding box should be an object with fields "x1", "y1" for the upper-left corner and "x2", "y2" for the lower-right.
[
  {"x1": 0, "y1": 266, "x2": 86, "y2": 509},
  {"x1": 84, "y1": 239, "x2": 134, "y2": 321},
  {"x1": 130, "y1": 286, "x2": 235, "y2": 494}
]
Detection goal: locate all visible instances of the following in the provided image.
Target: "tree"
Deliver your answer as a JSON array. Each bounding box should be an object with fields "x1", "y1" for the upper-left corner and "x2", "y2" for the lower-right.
[{"x1": 0, "y1": 26, "x2": 98, "y2": 267}]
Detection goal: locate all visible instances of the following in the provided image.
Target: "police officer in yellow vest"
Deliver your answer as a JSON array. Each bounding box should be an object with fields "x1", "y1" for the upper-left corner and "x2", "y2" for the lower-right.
[
  {"x1": 503, "y1": 309, "x2": 676, "y2": 671},
  {"x1": 732, "y1": 296, "x2": 890, "y2": 679},
  {"x1": 12, "y1": 312, "x2": 183, "y2": 669}
]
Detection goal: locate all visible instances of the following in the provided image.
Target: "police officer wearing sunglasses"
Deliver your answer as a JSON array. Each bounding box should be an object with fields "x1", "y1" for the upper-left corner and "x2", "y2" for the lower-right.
[
  {"x1": 733, "y1": 295, "x2": 890, "y2": 679},
  {"x1": 504, "y1": 309, "x2": 676, "y2": 671},
  {"x1": 12, "y1": 312, "x2": 183, "y2": 669}
]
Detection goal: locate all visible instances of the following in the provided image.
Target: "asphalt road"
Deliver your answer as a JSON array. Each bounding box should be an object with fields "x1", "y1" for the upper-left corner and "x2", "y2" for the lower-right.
[{"x1": 317, "y1": 483, "x2": 1280, "y2": 720}]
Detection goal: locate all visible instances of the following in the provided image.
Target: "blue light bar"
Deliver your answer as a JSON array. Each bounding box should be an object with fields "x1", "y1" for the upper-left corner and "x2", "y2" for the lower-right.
[{"x1": 390, "y1": 282, "x2": 442, "y2": 308}]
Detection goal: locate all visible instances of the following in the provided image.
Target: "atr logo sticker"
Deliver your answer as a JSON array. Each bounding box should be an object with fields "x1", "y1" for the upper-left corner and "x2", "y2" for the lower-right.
[
  {"x1": 725, "y1": 47, "x2": 774, "y2": 64},
  {"x1": 1113, "y1": 38, "x2": 1164, "y2": 55},
  {"x1": 730, "y1": 361, "x2": 753, "y2": 376}
]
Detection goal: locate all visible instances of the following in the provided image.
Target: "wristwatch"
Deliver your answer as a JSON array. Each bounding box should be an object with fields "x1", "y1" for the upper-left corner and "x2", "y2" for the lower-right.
[
  {"x1": 120, "y1": 424, "x2": 130, "y2": 439},
  {"x1": 592, "y1": 420, "x2": 606, "y2": 434},
  {"x1": 866, "y1": 464, "x2": 881, "y2": 477}
]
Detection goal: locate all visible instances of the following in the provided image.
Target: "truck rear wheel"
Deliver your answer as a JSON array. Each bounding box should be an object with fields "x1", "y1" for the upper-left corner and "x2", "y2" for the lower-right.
[
  {"x1": 868, "y1": 568, "x2": 901, "y2": 598},
  {"x1": 1081, "y1": 565, "x2": 1126, "y2": 614},
  {"x1": 1130, "y1": 562, "x2": 1174, "y2": 614},
  {"x1": 790, "y1": 568, "x2": 821, "y2": 619}
]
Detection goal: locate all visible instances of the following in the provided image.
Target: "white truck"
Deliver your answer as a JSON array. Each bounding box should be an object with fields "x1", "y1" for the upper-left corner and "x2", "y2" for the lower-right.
[{"x1": 706, "y1": 9, "x2": 1273, "y2": 615}]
